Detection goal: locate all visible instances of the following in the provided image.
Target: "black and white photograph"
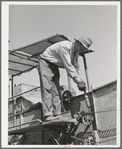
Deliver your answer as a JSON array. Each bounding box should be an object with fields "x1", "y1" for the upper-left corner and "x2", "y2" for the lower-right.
[{"x1": 1, "y1": 1, "x2": 120, "y2": 147}]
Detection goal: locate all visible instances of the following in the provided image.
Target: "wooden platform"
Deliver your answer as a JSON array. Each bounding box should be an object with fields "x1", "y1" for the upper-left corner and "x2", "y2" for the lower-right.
[
  {"x1": 42, "y1": 118, "x2": 76, "y2": 126},
  {"x1": 8, "y1": 118, "x2": 76, "y2": 135}
]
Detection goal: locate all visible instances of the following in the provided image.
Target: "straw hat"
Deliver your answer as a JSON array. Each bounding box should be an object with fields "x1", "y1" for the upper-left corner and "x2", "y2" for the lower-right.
[{"x1": 75, "y1": 35, "x2": 93, "y2": 50}]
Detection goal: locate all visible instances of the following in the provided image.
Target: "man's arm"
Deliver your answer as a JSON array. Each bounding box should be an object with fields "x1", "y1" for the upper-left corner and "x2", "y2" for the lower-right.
[
  {"x1": 58, "y1": 46, "x2": 81, "y2": 84},
  {"x1": 72, "y1": 57, "x2": 79, "y2": 74}
]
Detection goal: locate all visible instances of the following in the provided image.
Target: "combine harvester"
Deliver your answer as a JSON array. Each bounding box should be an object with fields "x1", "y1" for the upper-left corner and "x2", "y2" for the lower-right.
[{"x1": 8, "y1": 34, "x2": 117, "y2": 145}]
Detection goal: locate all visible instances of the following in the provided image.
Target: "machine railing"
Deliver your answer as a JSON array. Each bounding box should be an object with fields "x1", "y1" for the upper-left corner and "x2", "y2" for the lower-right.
[
  {"x1": 8, "y1": 86, "x2": 40, "y2": 100},
  {"x1": 8, "y1": 119, "x2": 42, "y2": 130}
]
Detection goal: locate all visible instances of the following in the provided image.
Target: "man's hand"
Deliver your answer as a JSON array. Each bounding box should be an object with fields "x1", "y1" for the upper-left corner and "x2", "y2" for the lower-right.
[{"x1": 77, "y1": 81, "x2": 86, "y2": 91}]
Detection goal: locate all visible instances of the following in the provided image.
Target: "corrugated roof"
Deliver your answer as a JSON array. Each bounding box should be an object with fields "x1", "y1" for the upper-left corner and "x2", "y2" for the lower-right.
[{"x1": 9, "y1": 34, "x2": 69, "y2": 76}]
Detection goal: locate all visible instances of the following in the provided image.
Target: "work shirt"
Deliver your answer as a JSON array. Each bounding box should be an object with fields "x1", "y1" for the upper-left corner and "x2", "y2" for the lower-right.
[{"x1": 40, "y1": 40, "x2": 81, "y2": 84}]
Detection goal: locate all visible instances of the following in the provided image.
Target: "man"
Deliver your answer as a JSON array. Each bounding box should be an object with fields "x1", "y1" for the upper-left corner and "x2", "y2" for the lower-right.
[{"x1": 38, "y1": 35, "x2": 93, "y2": 122}]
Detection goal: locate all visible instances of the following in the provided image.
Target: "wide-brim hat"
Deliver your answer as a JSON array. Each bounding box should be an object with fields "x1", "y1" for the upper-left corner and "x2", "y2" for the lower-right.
[{"x1": 75, "y1": 35, "x2": 93, "y2": 51}]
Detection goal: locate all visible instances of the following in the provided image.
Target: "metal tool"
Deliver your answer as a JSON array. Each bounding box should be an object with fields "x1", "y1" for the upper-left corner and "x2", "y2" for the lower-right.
[{"x1": 84, "y1": 90, "x2": 91, "y2": 114}]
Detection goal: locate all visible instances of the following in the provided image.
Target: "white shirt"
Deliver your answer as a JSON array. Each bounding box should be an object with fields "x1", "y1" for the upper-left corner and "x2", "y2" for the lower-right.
[{"x1": 40, "y1": 40, "x2": 81, "y2": 84}]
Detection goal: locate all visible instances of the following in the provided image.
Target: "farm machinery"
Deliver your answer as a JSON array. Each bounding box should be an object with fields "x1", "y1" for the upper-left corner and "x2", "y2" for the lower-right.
[{"x1": 8, "y1": 34, "x2": 117, "y2": 145}]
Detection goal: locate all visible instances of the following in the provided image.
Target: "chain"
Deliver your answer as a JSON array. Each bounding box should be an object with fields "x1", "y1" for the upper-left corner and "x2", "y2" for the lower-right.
[
  {"x1": 70, "y1": 136, "x2": 88, "y2": 143},
  {"x1": 91, "y1": 108, "x2": 116, "y2": 114},
  {"x1": 96, "y1": 137, "x2": 116, "y2": 144}
]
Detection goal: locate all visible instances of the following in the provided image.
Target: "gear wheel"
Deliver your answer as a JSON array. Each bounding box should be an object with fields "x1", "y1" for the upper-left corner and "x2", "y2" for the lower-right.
[{"x1": 82, "y1": 114, "x2": 93, "y2": 126}]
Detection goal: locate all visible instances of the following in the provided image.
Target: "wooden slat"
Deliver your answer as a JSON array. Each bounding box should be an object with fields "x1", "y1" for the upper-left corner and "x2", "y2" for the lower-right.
[{"x1": 8, "y1": 123, "x2": 42, "y2": 135}]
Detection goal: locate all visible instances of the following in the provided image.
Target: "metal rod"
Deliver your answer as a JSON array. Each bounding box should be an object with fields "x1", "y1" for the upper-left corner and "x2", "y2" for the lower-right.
[
  {"x1": 45, "y1": 129, "x2": 60, "y2": 145},
  {"x1": 82, "y1": 55, "x2": 91, "y2": 92},
  {"x1": 8, "y1": 86, "x2": 40, "y2": 100},
  {"x1": 71, "y1": 136, "x2": 88, "y2": 143},
  {"x1": 9, "y1": 68, "x2": 22, "y2": 72},
  {"x1": 13, "y1": 51, "x2": 38, "y2": 62},
  {"x1": 10, "y1": 52, "x2": 38, "y2": 63}
]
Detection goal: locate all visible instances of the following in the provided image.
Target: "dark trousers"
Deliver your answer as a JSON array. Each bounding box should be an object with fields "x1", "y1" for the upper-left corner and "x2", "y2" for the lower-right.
[{"x1": 38, "y1": 58, "x2": 61, "y2": 117}]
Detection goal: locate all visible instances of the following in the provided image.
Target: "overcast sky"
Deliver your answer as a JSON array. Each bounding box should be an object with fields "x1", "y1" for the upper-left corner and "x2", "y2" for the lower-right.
[{"x1": 8, "y1": 2, "x2": 119, "y2": 95}]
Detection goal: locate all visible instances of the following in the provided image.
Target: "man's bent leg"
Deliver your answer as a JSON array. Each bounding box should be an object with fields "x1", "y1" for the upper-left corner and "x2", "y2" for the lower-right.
[
  {"x1": 52, "y1": 72, "x2": 62, "y2": 116},
  {"x1": 38, "y1": 59, "x2": 54, "y2": 117}
]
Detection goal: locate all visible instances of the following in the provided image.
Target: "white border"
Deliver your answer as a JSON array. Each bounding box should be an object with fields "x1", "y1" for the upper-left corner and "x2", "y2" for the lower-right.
[
  {"x1": 2, "y1": 1, "x2": 120, "y2": 148},
  {"x1": 116, "y1": 2, "x2": 120, "y2": 147},
  {"x1": 2, "y1": 1, "x2": 121, "y2": 5},
  {"x1": 2, "y1": 2, "x2": 9, "y2": 147}
]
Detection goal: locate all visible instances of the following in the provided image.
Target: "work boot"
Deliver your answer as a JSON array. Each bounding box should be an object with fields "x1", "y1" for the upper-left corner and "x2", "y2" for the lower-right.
[
  {"x1": 43, "y1": 115, "x2": 60, "y2": 122},
  {"x1": 54, "y1": 114, "x2": 70, "y2": 120},
  {"x1": 43, "y1": 115, "x2": 68, "y2": 122}
]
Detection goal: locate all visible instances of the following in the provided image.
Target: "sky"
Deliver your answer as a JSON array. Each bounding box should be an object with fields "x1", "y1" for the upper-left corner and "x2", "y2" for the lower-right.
[{"x1": 8, "y1": 2, "x2": 119, "y2": 95}]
